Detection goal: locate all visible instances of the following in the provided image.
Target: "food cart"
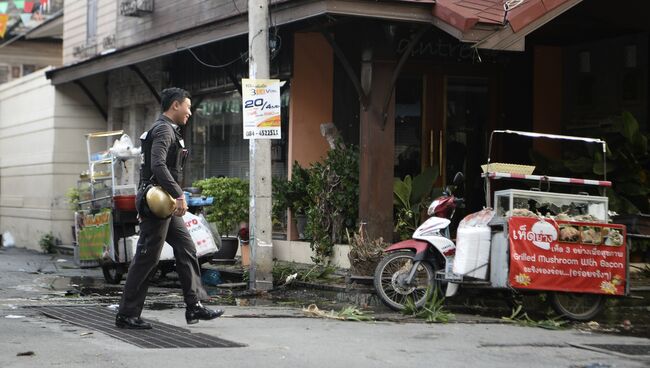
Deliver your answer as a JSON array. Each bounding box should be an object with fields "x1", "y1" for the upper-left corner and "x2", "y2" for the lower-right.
[
  {"x1": 74, "y1": 131, "x2": 140, "y2": 283},
  {"x1": 444, "y1": 130, "x2": 628, "y2": 320},
  {"x1": 74, "y1": 131, "x2": 220, "y2": 284}
]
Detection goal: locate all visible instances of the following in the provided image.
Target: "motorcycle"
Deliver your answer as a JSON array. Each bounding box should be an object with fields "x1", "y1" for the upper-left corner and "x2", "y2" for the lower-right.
[
  {"x1": 373, "y1": 172, "x2": 465, "y2": 311},
  {"x1": 374, "y1": 171, "x2": 609, "y2": 321}
]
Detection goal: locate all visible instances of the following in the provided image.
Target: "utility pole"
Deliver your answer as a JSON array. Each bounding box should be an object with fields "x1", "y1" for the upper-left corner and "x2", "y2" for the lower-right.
[{"x1": 247, "y1": 0, "x2": 273, "y2": 290}]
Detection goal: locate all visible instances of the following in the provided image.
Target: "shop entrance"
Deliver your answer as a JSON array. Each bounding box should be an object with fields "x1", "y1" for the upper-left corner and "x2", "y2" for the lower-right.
[
  {"x1": 443, "y1": 76, "x2": 491, "y2": 212},
  {"x1": 394, "y1": 68, "x2": 496, "y2": 213}
]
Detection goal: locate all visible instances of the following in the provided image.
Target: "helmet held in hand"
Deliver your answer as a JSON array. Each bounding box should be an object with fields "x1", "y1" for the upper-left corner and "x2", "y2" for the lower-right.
[{"x1": 145, "y1": 186, "x2": 176, "y2": 218}]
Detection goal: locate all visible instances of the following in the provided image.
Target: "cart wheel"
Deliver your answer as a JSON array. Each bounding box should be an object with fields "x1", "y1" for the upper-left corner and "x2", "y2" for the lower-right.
[
  {"x1": 102, "y1": 264, "x2": 124, "y2": 285},
  {"x1": 548, "y1": 292, "x2": 605, "y2": 321}
]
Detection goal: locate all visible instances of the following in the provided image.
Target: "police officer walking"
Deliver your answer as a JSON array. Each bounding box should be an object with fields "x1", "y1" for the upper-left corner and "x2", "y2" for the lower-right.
[{"x1": 115, "y1": 87, "x2": 224, "y2": 329}]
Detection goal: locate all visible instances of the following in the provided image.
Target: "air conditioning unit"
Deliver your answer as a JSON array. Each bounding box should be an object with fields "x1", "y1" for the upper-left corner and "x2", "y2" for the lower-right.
[{"x1": 120, "y1": 0, "x2": 154, "y2": 17}]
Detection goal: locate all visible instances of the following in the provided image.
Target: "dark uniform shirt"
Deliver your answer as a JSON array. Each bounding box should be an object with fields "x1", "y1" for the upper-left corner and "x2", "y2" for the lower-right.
[{"x1": 139, "y1": 114, "x2": 186, "y2": 199}]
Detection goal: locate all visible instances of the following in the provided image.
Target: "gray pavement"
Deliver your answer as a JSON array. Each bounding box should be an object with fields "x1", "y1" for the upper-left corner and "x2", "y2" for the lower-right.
[{"x1": 1, "y1": 247, "x2": 649, "y2": 368}]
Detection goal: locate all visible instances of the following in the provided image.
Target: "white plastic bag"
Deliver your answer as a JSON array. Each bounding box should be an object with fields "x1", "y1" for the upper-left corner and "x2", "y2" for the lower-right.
[
  {"x1": 109, "y1": 134, "x2": 141, "y2": 160},
  {"x1": 145, "y1": 212, "x2": 219, "y2": 261},
  {"x1": 2, "y1": 232, "x2": 15, "y2": 247}
]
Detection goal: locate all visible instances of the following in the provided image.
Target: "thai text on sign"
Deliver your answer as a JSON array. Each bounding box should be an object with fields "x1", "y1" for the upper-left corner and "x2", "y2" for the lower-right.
[
  {"x1": 241, "y1": 79, "x2": 281, "y2": 139},
  {"x1": 508, "y1": 217, "x2": 626, "y2": 296}
]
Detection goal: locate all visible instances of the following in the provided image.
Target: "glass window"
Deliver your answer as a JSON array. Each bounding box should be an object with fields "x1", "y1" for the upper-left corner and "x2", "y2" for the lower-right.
[
  {"x1": 0, "y1": 66, "x2": 8, "y2": 84},
  {"x1": 186, "y1": 88, "x2": 290, "y2": 183},
  {"x1": 86, "y1": 0, "x2": 97, "y2": 43},
  {"x1": 22, "y1": 65, "x2": 36, "y2": 76}
]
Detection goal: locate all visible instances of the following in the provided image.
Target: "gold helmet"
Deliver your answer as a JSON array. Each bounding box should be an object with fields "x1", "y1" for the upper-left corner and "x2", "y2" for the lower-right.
[{"x1": 145, "y1": 186, "x2": 176, "y2": 218}]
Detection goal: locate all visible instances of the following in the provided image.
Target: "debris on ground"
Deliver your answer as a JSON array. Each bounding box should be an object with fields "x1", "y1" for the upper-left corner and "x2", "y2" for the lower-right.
[{"x1": 303, "y1": 304, "x2": 373, "y2": 321}]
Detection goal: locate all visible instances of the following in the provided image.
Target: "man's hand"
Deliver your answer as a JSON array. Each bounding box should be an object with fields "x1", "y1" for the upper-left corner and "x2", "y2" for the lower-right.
[{"x1": 174, "y1": 196, "x2": 188, "y2": 217}]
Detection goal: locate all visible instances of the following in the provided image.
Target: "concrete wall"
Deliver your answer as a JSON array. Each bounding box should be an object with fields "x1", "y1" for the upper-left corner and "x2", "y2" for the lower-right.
[
  {"x1": 0, "y1": 69, "x2": 106, "y2": 250},
  {"x1": 272, "y1": 240, "x2": 351, "y2": 269},
  {"x1": 0, "y1": 40, "x2": 62, "y2": 67},
  {"x1": 63, "y1": 0, "x2": 117, "y2": 65},
  {"x1": 286, "y1": 32, "x2": 333, "y2": 240}
]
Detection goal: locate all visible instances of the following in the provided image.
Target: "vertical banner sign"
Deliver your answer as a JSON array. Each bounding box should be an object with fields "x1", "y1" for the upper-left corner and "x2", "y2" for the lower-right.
[
  {"x1": 76, "y1": 211, "x2": 113, "y2": 262},
  {"x1": 241, "y1": 78, "x2": 281, "y2": 139},
  {"x1": 508, "y1": 217, "x2": 627, "y2": 295}
]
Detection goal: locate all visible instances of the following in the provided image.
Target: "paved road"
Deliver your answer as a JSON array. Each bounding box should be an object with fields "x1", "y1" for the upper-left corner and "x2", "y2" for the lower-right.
[{"x1": 1, "y1": 247, "x2": 649, "y2": 368}]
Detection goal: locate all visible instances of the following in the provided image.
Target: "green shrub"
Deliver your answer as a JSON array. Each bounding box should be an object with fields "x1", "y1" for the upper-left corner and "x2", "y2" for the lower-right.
[
  {"x1": 39, "y1": 233, "x2": 56, "y2": 254},
  {"x1": 306, "y1": 141, "x2": 359, "y2": 263},
  {"x1": 194, "y1": 177, "x2": 249, "y2": 237}
]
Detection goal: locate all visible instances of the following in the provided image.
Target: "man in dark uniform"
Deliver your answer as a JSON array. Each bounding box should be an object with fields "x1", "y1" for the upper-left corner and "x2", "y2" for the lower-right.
[{"x1": 115, "y1": 87, "x2": 224, "y2": 329}]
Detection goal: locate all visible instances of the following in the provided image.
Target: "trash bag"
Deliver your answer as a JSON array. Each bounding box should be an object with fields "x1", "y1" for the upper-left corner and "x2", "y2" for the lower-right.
[
  {"x1": 198, "y1": 214, "x2": 222, "y2": 250},
  {"x1": 2, "y1": 232, "x2": 15, "y2": 247}
]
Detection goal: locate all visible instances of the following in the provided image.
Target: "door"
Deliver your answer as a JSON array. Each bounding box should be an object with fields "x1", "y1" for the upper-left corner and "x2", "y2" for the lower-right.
[
  {"x1": 444, "y1": 76, "x2": 491, "y2": 212},
  {"x1": 423, "y1": 72, "x2": 496, "y2": 213}
]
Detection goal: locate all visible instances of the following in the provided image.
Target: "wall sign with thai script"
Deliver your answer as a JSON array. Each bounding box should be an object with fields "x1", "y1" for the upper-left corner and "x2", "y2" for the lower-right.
[{"x1": 508, "y1": 217, "x2": 627, "y2": 295}]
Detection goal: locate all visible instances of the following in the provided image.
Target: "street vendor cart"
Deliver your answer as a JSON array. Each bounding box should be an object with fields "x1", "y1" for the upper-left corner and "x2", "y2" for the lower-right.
[
  {"x1": 74, "y1": 130, "x2": 140, "y2": 283},
  {"x1": 374, "y1": 130, "x2": 628, "y2": 321},
  {"x1": 74, "y1": 131, "x2": 220, "y2": 284}
]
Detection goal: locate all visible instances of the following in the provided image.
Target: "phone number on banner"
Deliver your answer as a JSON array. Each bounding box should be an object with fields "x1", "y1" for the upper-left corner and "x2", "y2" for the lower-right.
[{"x1": 245, "y1": 129, "x2": 281, "y2": 139}]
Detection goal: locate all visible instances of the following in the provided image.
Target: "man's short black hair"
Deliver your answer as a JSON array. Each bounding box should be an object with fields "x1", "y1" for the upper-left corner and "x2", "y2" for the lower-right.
[{"x1": 160, "y1": 87, "x2": 191, "y2": 112}]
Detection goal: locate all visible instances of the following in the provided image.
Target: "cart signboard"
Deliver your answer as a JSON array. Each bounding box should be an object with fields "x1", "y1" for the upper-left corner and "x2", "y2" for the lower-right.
[
  {"x1": 75, "y1": 210, "x2": 113, "y2": 266},
  {"x1": 508, "y1": 217, "x2": 626, "y2": 295}
]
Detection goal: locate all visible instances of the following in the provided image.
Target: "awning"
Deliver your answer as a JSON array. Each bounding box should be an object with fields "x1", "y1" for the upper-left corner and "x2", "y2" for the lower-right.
[
  {"x1": 46, "y1": 0, "x2": 582, "y2": 85},
  {"x1": 433, "y1": 0, "x2": 583, "y2": 50}
]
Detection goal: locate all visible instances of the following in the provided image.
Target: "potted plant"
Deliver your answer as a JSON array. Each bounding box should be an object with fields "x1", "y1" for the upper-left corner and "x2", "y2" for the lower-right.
[{"x1": 194, "y1": 177, "x2": 249, "y2": 260}]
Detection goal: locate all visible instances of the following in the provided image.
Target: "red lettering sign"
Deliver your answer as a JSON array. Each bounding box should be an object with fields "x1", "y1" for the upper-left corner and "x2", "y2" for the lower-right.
[{"x1": 508, "y1": 217, "x2": 627, "y2": 296}]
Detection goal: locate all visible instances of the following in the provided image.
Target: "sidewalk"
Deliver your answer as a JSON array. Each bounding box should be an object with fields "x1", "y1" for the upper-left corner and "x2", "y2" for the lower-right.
[{"x1": 1, "y1": 246, "x2": 649, "y2": 368}]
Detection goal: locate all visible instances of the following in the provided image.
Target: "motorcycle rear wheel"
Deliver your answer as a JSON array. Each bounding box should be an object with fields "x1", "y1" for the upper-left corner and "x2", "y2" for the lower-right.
[
  {"x1": 548, "y1": 292, "x2": 605, "y2": 321},
  {"x1": 373, "y1": 251, "x2": 437, "y2": 311}
]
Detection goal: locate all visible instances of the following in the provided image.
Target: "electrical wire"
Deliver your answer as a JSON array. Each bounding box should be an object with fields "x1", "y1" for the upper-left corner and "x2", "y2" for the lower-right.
[
  {"x1": 232, "y1": 0, "x2": 244, "y2": 15},
  {"x1": 184, "y1": 47, "x2": 247, "y2": 68}
]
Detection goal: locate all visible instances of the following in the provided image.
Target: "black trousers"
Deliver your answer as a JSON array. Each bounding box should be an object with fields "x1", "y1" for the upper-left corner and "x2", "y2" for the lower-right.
[{"x1": 118, "y1": 215, "x2": 208, "y2": 317}]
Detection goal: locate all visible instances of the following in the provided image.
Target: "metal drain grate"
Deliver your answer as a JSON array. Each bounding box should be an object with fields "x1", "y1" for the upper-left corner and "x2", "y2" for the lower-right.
[
  {"x1": 578, "y1": 344, "x2": 650, "y2": 357},
  {"x1": 37, "y1": 306, "x2": 246, "y2": 349}
]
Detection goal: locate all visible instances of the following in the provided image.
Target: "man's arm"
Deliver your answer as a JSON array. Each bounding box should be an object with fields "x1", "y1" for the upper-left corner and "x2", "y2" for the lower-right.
[{"x1": 150, "y1": 124, "x2": 183, "y2": 199}]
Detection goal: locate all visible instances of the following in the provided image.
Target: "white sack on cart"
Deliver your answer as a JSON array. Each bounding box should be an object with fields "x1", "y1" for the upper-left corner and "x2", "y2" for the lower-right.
[
  {"x1": 453, "y1": 208, "x2": 495, "y2": 279},
  {"x1": 109, "y1": 134, "x2": 141, "y2": 160}
]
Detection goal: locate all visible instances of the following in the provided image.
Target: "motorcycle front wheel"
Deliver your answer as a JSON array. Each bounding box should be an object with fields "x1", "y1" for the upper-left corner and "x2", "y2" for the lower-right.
[
  {"x1": 548, "y1": 291, "x2": 605, "y2": 321},
  {"x1": 373, "y1": 251, "x2": 437, "y2": 311}
]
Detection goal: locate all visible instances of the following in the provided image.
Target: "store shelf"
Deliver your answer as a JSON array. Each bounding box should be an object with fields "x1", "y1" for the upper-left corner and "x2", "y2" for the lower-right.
[{"x1": 90, "y1": 158, "x2": 113, "y2": 165}]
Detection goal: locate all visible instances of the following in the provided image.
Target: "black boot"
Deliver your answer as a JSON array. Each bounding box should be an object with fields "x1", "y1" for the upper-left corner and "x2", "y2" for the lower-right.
[
  {"x1": 185, "y1": 302, "x2": 224, "y2": 324},
  {"x1": 115, "y1": 314, "x2": 152, "y2": 329}
]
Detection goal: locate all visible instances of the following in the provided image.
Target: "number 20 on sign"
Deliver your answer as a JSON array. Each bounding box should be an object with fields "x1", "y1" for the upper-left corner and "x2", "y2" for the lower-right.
[{"x1": 241, "y1": 79, "x2": 282, "y2": 140}]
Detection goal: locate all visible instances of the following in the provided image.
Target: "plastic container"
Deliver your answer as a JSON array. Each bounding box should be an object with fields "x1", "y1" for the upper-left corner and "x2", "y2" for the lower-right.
[
  {"x1": 114, "y1": 195, "x2": 136, "y2": 211},
  {"x1": 453, "y1": 226, "x2": 491, "y2": 279}
]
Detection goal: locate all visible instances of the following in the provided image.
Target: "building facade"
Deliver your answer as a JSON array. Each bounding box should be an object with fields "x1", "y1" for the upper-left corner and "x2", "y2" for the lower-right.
[{"x1": 3, "y1": 0, "x2": 647, "y2": 257}]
